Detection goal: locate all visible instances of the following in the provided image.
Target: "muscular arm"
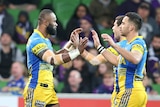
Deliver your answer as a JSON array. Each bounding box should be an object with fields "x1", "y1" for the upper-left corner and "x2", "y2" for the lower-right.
[
  {"x1": 81, "y1": 50, "x2": 107, "y2": 65},
  {"x1": 101, "y1": 49, "x2": 119, "y2": 66},
  {"x1": 56, "y1": 40, "x2": 74, "y2": 54},
  {"x1": 31, "y1": 41, "x2": 80, "y2": 66},
  {"x1": 112, "y1": 44, "x2": 143, "y2": 64},
  {"x1": 39, "y1": 49, "x2": 80, "y2": 65}
]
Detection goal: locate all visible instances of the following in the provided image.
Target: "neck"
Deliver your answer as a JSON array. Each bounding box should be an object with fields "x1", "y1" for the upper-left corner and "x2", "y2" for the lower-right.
[
  {"x1": 143, "y1": 17, "x2": 148, "y2": 22},
  {"x1": 37, "y1": 26, "x2": 48, "y2": 38},
  {"x1": 84, "y1": 31, "x2": 90, "y2": 37},
  {"x1": 70, "y1": 84, "x2": 80, "y2": 92},
  {"x1": 119, "y1": 36, "x2": 125, "y2": 41},
  {"x1": 14, "y1": 75, "x2": 22, "y2": 81},
  {"x1": 2, "y1": 45, "x2": 10, "y2": 53},
  {"x1": 126, "y1": 31, "x2": 138, "y2": 43}
]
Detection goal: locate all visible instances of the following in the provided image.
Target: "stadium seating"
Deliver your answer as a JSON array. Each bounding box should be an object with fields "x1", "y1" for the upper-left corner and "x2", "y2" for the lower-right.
[
  {"x1": 81, "y1": 0, "x2": 92, "y2": 6},
  {"x1": 29, "y1": 9, "x2": 40, "y2": 28},
  {"x1": 152, "y1": 84, "x2": 160, "y2": 94},
  {"x1": 16, "y1": 44, "x2": 26, "y2": 52},
  {"x1": 53, "y1": 0, "x2": 80, "y2": 28},
  {"x1": 38, "y1": 0, "x2": 51, "y2": 9},
  {"x1": 0, "y1": 81, "x2": 7, "y2": 89},
  {"x1": 7, "y1": 9, "x2": 21, "y2": 23}
]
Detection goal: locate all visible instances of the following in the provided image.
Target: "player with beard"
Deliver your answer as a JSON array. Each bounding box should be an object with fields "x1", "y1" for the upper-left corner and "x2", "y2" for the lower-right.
[{"x1": 23, "y1": 9, "x2": 88, "y2": 107}]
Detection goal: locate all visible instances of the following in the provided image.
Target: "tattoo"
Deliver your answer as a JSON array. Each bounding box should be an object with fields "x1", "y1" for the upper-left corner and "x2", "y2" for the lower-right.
[
  {"x1": 56, "y1": 49, "x2": 68, "y2": 54},
  {"x1": 38, "y1": 49, "x2": 48, "y2": 59},
  {"x1": 62, "y1": 53, "x2": 71, "y2": 63},
  {"x1": 50, "y1": 57, "x2": 54, "y2": 65}
]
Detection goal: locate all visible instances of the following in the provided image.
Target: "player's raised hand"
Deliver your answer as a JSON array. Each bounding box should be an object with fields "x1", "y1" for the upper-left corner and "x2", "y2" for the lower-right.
[
  {"x1": 70, "y1": 28, "x2": 83, "y2": 47},
  {"x1": 101, "y1": 34, "x2": 116, "y2": 47},
  {"x1": 78, "y1": 37, "x2": 88, "y2": 54},
  {"x1": 92, "y1": 30, "x2": 101, "y2": 48}
]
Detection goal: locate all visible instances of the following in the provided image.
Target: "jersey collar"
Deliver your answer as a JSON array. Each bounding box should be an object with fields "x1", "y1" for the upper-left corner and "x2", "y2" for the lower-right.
[
  {"x1": 34, "y1": 29, "x2": 46, "y2": 39},
  {"x1": 127, "y1": 36, "x2": 143, "y2": 44}
]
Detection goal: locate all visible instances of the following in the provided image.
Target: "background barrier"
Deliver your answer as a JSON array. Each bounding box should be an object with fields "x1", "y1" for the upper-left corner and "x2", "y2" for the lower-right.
[{"x1": 0, "y1": 93, "x2": 160, "y2": 107}]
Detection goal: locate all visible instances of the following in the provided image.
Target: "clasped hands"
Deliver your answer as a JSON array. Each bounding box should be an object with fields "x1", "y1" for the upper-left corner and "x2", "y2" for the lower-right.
[{"x1": 70, "y1": 28, "x2": 116, "y2": 54}]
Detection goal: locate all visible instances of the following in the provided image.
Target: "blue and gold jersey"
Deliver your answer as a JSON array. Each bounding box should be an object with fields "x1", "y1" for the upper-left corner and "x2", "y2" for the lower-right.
[
  {"x1": 117, "y1": 36, "x2": 147, "y2": 92},
  {"x1": 26, "y1": 29, "x2": 54, "y2": 89},
  {"x1": 107, "y1": 40, "x2": 128, "y2": 92},
  {"x1": 107, "y1": 40, "x2": 127, "y2": 56}
]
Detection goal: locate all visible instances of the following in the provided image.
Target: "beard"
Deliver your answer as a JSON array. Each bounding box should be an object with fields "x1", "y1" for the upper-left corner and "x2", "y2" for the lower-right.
[
  {"x1": 153, "y1": 47, "x2": 160, "y2": 53},
  {"x1": 46, "y1": 24, "x2": 57, "y2": 36}
]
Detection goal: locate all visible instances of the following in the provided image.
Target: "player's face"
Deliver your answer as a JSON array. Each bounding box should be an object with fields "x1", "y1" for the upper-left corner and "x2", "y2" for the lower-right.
[
  {"x1": 112, "y1": 20, "x2": 121, "y2": 41},
  {"x1": 120, "y1": 16, "x2": 130, "y2": 37},
  {"x1": 46, "y1": 13, "x2": 58, "y2": 35}
]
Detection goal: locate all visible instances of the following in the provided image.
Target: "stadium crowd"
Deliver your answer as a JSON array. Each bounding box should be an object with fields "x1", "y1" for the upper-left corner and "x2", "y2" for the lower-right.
[{"x1": 0, "y1": 0, "x2": 160, "y2": 95}]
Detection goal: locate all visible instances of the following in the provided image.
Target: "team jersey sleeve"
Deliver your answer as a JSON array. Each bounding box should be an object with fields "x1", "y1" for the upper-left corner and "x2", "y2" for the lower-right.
[
  {"x1": 131, "y1": 41, "x2": 144, "y2": 54},
  {"x1": 30, "y1": 38, "x2": 48, "y2": 56},
  {"x1": 107, "y1": 46, "x2": 119, "y2": 56}
]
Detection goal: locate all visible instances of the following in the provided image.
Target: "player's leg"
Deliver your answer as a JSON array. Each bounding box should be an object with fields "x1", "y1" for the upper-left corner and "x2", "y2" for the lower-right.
[
  {"x1": 47, "y1": 88, "x2": 59, "y2": 107},
  {"x1": 126, "y1": 90, "x2": 147, "y2": 107},
  {"x1": 118, "y1": 89, "x2": 132, "y2": 107},
  {"x1": 46, "y1": 104, "x2": 60, "y2": 107},
  {"x1": 111, "y1": 91, "x2": 124, "y2": 107}
]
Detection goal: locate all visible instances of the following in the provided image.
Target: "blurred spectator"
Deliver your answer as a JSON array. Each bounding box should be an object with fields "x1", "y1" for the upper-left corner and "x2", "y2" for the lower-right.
[
  {"x1": 79, "y1": 16, "x2": 97, "y2": 49},
  {"x1": 72, "y1": 56, "x2": 92, "y2": 91},
  {"x1": 87, "y1": 48, "x2": 98, "y2": 74},
  {"x1": 89, "y1": 0, "x2": 117, "y2": 29},
  {"x1": 92, "y1": 62, "x2": 113, "y2": 91},
  {"x1": 62, "y1": 69, "x2": 89, "y2": 93},
  {"x1": 118, "y1": 0, "x2": 156, "y2": 17},
  {"x1": 155, "y1": 7, "x2": 160, "y2": 28},
  {"x1": 64, "y1": 56, "x2": 92, "y2": 92},
  {"x1": 145, "y1": 0, "x2": 160, "y2": 9},
  {"x1": 14, "y1": 11, "x2": 33, "y2": 44},
  {"x1": 138, "y1": 2, "x2": 159, "y2": 46},
  {"x1": 147, "y1": 35, "x2": 160, "y2": 80},
  {"x1": 56, "y1": 61, "x2": 73, "y2": 81},
  {"x1": 153, "y1": 71, "x2": 160, "y2": 84},
  {"x1": 66, "y1": 4, "x2": 99, "y2": 40},
  {"x1": 94, "y1": 70, "x2": 114, "y2": 94},
  {"x1": 0, "y1": 0, "x2": 14, "y2": 36},
  {"x1": 143, "y1": 76, "x2": 158, "y2": 95},
  {"x1": 5, "y1": 0, "x2": 38, "y2": 11},
  {"x1": 1, "y1": 62, "x2": 26, "y2": 95},
  {"x1": 116, "y1": 0, "x2": 143, "y2": 16},
  {"x1": 42, "y1": 4, "x2": 65, "y2": 42},
  {"x1": 0, "y1": 33, "x2": 24, "y2": 80}
]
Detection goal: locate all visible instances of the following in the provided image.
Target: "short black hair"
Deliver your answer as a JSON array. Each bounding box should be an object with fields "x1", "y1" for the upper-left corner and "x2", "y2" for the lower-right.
[
  {"x1": 38, "y1": 9, "x2": 53, "y2": 25},
  {"x1": 115, "y1": 15, "x2": 124, "y2": 26},
  {"x1": 125, "y1": 12, "x2": 142, "y2": 31}
]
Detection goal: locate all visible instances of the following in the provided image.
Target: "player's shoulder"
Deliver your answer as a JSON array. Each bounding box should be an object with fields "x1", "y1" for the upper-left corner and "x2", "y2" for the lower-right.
[
  {"x1": 27, "y1": 32, "x2": 44, "y2": 48},
  {"x1": 132, "y1": 36, "x2": 145, "y2": 44},
  {"x1": 132, "y1": 36, "x2": 147, "y2": 48},
  {"x1": 117, "y1": 40, "x2": 127, "y2": 45}
]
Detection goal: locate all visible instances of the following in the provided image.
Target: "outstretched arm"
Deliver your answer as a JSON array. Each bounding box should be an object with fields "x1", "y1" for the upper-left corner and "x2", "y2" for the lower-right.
[
  {"x1": 91, "y1": 30, "x2": 119, "y2": 66},
  {"x1": 81, "y1": 50, "x2": 107, "y2": 65},
  {"x1": 102, "y1": 34, "x2": 143, "y2": 64},
  {"x1": 33, "y1": 37, "x2": 88, "y2": 66},
  {"x1": 56, "y1": 28, "x2": 83, "y2": 54}
]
